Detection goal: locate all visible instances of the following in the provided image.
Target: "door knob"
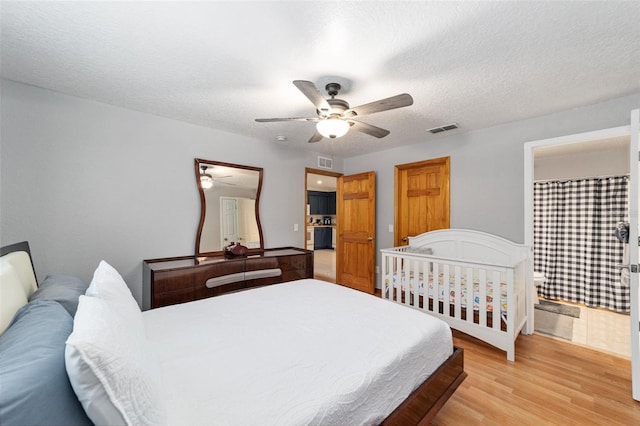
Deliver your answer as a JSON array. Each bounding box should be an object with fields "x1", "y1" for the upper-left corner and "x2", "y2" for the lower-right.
[
  {"x1": 401, "y1": 237, "x2": 407, "y2": 242},
  {"x1": 368, "y1": 237, "x2": 373, "y2": 241}
]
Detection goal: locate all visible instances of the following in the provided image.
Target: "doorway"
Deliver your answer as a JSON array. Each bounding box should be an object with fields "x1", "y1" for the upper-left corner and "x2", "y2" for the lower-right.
[
  {"x1": 305, "y1": 168, "x2": 341, "y2": 283},
  {"x1": 531, "y1": 138, "x2": 631, "y2": 357},
  {"x1": 525, "y1": 130, "x2": 634, "y2": 355}
]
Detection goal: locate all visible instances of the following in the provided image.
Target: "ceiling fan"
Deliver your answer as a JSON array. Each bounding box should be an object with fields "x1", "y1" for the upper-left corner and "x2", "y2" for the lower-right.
[
  {"x1": 199, "y1": 165, "x2": 234, "y2": 189},
  {"x1": 255, "y1": 80, "x2": 413, "y2": 143}
]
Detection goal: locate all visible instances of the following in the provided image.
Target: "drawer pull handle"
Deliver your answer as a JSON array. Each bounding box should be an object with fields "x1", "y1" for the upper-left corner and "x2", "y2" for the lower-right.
[
  {"x1": 205, "y1": 272, "x2": 245, "y2": 288},
  {"x1": 205, "y1": 268, "x2": 283, "y2": 288},
  {"x1": 244, "y1": 268, "x2": 282, "y2": 280}
]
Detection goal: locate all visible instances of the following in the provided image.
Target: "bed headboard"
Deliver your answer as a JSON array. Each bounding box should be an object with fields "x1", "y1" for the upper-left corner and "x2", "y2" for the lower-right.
[
  {"x1": 0, "y1": 241, "x2": 38, "y2": 334},
  {"x1": 407, "y1": 229, "x2": 530, "y2": 266}
]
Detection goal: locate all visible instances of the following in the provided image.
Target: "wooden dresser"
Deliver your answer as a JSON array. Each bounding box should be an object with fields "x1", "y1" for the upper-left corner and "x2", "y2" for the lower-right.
[{"x1": 142, "y1": 247, "x2": 313, "y2": 310}]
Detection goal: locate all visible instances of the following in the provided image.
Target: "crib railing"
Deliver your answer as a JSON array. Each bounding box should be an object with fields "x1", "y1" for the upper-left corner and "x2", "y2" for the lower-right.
[
  {"x1": 383, "y1": 251, "x2": 508, "y2": 324},
  {"x1": 381, "y1": 246, "x2": 528, "y2": 361}
]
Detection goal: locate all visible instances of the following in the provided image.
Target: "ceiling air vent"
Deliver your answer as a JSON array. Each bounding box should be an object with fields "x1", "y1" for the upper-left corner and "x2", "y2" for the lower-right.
[
  {"x1": 317, "y1": 156, "x2": 333, "y2": 170},
  {"x1": 427, "y1": 123, "x2": 459, "y2": 134}
]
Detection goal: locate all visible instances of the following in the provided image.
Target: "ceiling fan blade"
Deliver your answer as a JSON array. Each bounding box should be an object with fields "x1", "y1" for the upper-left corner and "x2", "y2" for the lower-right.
[
  {"x1": 308, "y1": 129, "x2": 324, "y2": 143},
  {"x1": 255, "y1": 117, "x2": 318, "y2": 122},
  {"x1": 293, "y1": 80, "x2": 331, "y2": 114},
  {"x1": 344, "y1": 93, "x2": 413, "y2": 117},
  {"x1": 349, "y1": 121, "x2": 391, "y2": 138}
]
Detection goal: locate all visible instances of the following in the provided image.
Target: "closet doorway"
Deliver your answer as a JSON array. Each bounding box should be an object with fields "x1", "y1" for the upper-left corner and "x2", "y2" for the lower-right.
[{"x1": 305, "y1": 168, "x2": 340, "y2": 283}]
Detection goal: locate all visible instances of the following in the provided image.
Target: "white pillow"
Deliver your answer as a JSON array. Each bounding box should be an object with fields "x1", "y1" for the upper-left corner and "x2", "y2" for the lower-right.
[
  {"x1": 86, "y1": 260, "x2": 144, "y2": 336},
  {"x1": 65, "y1": 295, "x2": 166, "y2": 426}
]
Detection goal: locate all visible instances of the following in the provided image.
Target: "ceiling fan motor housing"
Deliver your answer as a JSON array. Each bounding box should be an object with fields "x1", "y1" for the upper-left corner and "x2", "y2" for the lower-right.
[
  {"x1": 325, "y1": 82, "x2": 341, "y2": 97},
  {"x1": 318, "y1": 98, "x2": 349, "y2": 117}
]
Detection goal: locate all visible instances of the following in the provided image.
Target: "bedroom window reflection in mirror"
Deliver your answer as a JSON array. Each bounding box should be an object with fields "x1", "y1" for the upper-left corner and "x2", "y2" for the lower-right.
[{"x1": 195, "y1": 159, "x2": 264, "y2": 257}]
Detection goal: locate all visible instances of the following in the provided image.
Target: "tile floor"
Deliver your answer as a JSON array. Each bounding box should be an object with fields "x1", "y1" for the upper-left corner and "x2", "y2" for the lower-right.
[
  {"x1": 539, "y1": 298, "x2": 631, "y2": 359},
  {"x1": 313, "y1": 249, "x2": 336, "y2": 283}
]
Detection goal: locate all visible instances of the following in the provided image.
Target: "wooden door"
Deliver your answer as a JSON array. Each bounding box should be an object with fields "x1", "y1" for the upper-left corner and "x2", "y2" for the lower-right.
[
  {"x1": 394, "y1": 157, "x2": 450, "y2": 246},
  {"x1": 336, "y1": 171, "x2": 376, "y2": 294}
]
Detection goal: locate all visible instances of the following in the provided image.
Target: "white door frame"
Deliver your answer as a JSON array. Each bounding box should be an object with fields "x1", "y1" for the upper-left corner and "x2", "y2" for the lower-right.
[
  {"x1": 630, "y1": 109, "x2": 639, "y2": 401},
  {"x1": 523, "y1": 122, "x2": 638, "y2": 401}
]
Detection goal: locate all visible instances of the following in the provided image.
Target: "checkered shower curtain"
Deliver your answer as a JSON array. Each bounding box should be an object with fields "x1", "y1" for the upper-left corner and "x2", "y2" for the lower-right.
[{"x1": 533, "y1": 176, "x2": 630, "y2": 313}]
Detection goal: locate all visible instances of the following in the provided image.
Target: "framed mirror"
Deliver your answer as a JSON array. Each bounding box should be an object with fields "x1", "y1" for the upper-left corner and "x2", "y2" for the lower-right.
[{"x1": 195, "y1": 159, "x2": 264, "y2": 257}]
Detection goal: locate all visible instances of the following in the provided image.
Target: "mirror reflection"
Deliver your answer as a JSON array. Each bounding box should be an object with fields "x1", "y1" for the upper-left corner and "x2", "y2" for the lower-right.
[{"x1": 195, "y1": 159, "x2": 264, "y2": 256}]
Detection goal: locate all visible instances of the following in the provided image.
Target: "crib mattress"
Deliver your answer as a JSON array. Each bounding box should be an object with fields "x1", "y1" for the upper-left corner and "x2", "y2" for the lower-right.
[
  {"x1": 143, "y1": 279, "x2": 453, "y2": 426},
  {"x1": 385, "y1": 272, "x2": 508, "y2": 313}
]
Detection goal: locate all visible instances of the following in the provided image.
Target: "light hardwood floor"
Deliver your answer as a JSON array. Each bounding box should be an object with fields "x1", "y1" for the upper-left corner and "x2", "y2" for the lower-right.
[
  {"x1": 432, "y1": 330, "x2": 640, "y2": 425},
  {"x1": 313, "y1": 249, "x2": 336, "y2": 283}
]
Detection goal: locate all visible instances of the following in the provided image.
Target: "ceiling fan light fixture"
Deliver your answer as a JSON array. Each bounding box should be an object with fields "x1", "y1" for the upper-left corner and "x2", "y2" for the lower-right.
[
  {"x1": 200, "y1": 174, "x2": 214, "y2": 189},
  {"x1": 256, "y1": 80, "x2": 412, "y2": 142},
  {"x1": 316, "y1": 118, "x2": 349, "y2": 139}
]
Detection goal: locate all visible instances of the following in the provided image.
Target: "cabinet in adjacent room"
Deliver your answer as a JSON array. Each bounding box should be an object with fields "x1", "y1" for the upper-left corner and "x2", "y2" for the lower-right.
[
  {"x1": 308, "y1": 192, "x2": 319, "y2": 214},
  {"x1": 327, "y1": 192, "x2": 336, "y2": 215},
  {"x1": 317, "y1": 193, "x2": 329, "y2": 214},
  {"x1": 308, "y1": 191, "x2": 336, "y2": 215},
  {"x1": 314, "y1": 227, "x2": 333, "y2": 249}
]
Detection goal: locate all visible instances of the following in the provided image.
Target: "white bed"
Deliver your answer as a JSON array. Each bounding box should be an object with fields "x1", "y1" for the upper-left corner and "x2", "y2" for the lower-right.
[
  {"x1": 0, "y1": 241, "x2": 466, "y2": 426},
  {"x1": 145, "y1": 279, "x2": 453, "y2": 425},
  {"x1": 381, "y1": 229, "x2": 531, "y2": 361}
]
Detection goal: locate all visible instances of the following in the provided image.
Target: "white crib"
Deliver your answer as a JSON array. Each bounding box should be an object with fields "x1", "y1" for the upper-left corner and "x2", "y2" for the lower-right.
[{"x1": 380, "y1": 229, "x2": 531, "y2": 361}]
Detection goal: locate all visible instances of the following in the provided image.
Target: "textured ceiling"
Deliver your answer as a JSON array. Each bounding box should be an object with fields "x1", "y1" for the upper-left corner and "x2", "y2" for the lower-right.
[{"x1": 2, "y1": 1, "x2": 639, "y2": 158}]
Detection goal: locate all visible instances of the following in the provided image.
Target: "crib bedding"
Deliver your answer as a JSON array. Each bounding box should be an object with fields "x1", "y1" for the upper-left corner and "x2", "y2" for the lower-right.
[
  {"x1": 385, "y1": 271, "x2": 508, "y2": 313},
  {"x1": 143, "y1": 278, "x2": 453, "y2": 426}
]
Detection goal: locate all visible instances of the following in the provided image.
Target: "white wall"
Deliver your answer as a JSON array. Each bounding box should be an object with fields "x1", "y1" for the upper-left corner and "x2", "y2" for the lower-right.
[
  {"x1": 534, "y1": 145, "x2": 629, "y2": 181},
  {"x1": 3, "y1": 79, "x2": 638, "y2": 296},
  {"x1": 344, "y1": 92, "x2": 640, "y2": 285},
  {"x1": 0, "y1": 79, "x2": 343, "y2": 304}
]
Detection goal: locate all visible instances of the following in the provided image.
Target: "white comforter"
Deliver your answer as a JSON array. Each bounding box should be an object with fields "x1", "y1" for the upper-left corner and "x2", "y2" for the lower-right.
[{"x1": 142, "y1": 279, "x2": 452, "y2": 426}]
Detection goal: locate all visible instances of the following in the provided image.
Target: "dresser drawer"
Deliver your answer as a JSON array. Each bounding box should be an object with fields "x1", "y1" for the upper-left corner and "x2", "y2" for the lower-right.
[
  {"x1": 153, "y1": 269, "x2": 195, "y2": 293},
  {"x1": 194, "y1": 261, "x2": 245, "y2": 288},
  {"x1": 245, "y1": 257, "x2": 279, "y2": 272},
  {"x1": 277, "y1": 254, "x2": 307, "y2": 271},
  {"x1": 245, "y1": 274, "x2": 282, "y2": 289},
  {"x1": 197, "y1": 281, "x2": 247, "y2": 298},
  {"x1": 281, "y1": 269, "x2": 309, "y2": 282},
  {"x1": 153, "y1": 287, "x2": 197, "y2": 308}
]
